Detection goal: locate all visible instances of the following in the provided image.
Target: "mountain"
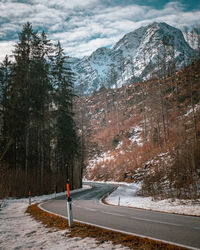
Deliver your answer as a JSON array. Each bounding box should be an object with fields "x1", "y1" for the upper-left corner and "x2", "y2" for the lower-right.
[{"x1": 69, "y1": 22, "x2": 196, "y2": 96}]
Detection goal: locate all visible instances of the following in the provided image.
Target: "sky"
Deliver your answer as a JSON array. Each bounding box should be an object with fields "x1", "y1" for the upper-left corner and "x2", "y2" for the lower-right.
[{"x1": 0, "y1": 0, "x2": 200, "y2": 61}]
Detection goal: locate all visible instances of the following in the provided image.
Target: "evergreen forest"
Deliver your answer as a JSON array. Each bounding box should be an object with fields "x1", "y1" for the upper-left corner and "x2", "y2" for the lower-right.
[{"x1": 0, "y1": 23, "x2": 82, "y2": 198}]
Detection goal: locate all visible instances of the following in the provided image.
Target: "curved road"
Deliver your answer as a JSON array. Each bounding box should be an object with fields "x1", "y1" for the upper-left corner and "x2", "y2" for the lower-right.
[{"x1": 40, "y1": 182, "x2": 200, "y2": 249}]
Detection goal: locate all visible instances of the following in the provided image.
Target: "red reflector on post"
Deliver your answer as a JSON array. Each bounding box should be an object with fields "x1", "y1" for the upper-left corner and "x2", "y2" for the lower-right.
[{"x1": 67, "y1": 183, "x2": 70, "y2": 198}]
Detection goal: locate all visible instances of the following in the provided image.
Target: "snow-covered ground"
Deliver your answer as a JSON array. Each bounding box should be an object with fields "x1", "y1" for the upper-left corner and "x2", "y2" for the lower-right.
[
  {"x1": 0, "y1": 185, "x2": 129, "y2": 250},
  {"x1": 1, "y1": 182, "x2": 200, "y2": 250},
  {"x1": 105, "y1": 182, "x2": 200, "y2": 216}
]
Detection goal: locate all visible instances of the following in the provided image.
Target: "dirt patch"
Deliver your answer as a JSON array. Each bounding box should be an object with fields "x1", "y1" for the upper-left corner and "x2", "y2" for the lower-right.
[{"x1": 26, "y1": 203, "x2": 186, "y2": 249}]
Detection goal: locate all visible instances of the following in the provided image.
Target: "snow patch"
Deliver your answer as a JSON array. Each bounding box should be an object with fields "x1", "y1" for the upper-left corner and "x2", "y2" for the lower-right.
[
  {"x1": 129, "y1": 125, "x2": 143, "y2": 146},
  {"x1": 106, "y1": 183, "x2": 200, "y2": 216},
  {"x1": 87, "y1": 151, "x2": 114, "y2": 169},
  {"x1": 184, "y1": 104, "x2": 199, "y2": 117}
]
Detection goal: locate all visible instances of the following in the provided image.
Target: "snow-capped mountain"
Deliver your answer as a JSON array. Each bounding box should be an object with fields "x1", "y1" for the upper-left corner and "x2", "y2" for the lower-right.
[
  {"x1": 183, "y1": 29, "x2": 200, "y2": 50},
  {"x1": 69, "y1": 22, "x2": 197, "y2": 96}
]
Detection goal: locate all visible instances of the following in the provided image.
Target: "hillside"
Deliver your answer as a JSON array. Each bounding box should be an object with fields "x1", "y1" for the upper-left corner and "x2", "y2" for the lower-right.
[{"x1": 75, "y1": 60, "x2": 200, "y2": 199}]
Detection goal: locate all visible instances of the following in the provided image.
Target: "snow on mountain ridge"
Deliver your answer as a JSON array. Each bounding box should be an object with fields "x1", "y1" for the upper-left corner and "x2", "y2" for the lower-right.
[
  {"x1": 70, "y1": 22, "x2": 197, "y2": 96},
  {"x1": 113, "y1": 25, "x2": 146, "y2": 56}
]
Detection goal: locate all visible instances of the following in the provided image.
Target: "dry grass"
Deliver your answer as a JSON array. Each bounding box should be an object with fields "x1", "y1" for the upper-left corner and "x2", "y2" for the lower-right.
[{"x1": 26, "y1": 203, "x2": 186, "y2": 250}]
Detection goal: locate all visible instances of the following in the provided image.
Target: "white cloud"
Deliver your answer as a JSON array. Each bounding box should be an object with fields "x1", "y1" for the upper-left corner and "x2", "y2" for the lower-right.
[
  {"x1": 0, "y1": 0, "x2": 199, "y2": 62},
  {"x1": 94, "y1": 5, "x2": 147, "y2": 22},
  {"x1": 32, "y1": 0, "x2": 100, "y2": 9},
  {"x1": 0, "y1": 41, "x2": 15, "y2": 62},
  {"x1": 0, "y1": 2, "x2": 32, "y2": 19},
  {"x1": 62, "y1": 35, "x2": 122, "y2": 58},
  {"x1": 0, "y1": 23, "x2": 21, "y2": 38}
]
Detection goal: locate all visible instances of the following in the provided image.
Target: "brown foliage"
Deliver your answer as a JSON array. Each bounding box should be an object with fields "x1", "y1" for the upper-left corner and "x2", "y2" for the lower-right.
[
  {"x1": 141, "y1": 141, "x2": 200, "y2": 199},
  {"x1": 0, "y1": 166, "x2": 67, "y2": 199},
  {"x1": 77, "y1": 60, "x2": 200, "y2": 198}
]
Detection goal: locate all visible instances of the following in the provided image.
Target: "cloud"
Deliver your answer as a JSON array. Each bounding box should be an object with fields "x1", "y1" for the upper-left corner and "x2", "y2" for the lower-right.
[
  {"x1": 93, "y1": 5, "x2": 147, "y2": 22},
  {"x1": 0, "y1": 0, "x2": 200, "y2": 61},
  {"x1": 0, "y1": 23, "x2": 21, "y2": 39},
  {"x1": 0, "y1": 2, "x2": 33, "y2": 19},
  {"x1": 32, "y1": 0, "x2": 99, "y2": 9},
  {"x1": 0, "y1": 41, "x2": 16, "y2": 62},
  {"x1": 63, "y1": 35, "x2": 122, "y2": 58}
]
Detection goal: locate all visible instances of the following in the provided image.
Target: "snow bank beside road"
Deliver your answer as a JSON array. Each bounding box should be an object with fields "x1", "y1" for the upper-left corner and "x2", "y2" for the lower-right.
[
  {"x1": 0, "y1": 185, "x2": 128, "y2": 250},
  {"x1": 105, "y1": 183, "x2": 200, "y2": 216}
]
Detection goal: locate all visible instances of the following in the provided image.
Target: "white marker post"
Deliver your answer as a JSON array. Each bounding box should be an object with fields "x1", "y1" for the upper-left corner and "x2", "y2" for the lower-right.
[
  {"x1": 118, "y1": 196, "x2": 120, "y2": 206},
  {"x1": 66, "y1": 182, "x2": 73, "y2": 227},
  {"x1": 54, "y1": 184, "x2": 56, "y2": 198}
]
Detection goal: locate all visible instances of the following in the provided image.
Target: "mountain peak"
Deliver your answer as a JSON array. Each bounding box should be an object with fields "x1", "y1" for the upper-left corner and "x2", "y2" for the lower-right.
[{"x1": 71, "y1": 22, "x2": 196, "y2": 96}]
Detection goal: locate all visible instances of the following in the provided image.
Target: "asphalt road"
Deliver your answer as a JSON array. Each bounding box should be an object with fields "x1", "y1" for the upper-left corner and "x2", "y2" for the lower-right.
[{"x1": 40, "y1": 182, "x2": 200, "y2": 249}]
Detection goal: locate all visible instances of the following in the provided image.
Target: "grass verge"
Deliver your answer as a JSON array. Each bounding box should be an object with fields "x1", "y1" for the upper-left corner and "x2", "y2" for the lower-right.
[{"x1": 26, "y1": 203, "x2": 187, "y2": 249}]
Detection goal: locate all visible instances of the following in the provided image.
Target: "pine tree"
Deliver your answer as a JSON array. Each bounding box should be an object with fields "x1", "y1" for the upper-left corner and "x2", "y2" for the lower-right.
[
  {"x1": 29, "y1": 31, "x2": 53, "y2": 190},
  {"x1": 9, "y1": 23, "x2": 53, "y2": 190},
  {"x1": 0, "y1": 56, "x2": 12, "y2": 162},
  {"x1": 12, "y1": 22, "x2": 36, "y2": 176},
  {"x1": 53, "y1": 41, "x2": 79, "y2": 186}
]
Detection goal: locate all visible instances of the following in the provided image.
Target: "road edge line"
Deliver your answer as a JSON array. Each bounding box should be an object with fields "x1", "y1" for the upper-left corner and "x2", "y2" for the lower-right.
[{"x1": 38, "y1": 201, "x2": 198, "y2": 250}]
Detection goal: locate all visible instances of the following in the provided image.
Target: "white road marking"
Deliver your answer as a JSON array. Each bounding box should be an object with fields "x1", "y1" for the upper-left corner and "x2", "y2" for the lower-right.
[
  {"x1": 39, "y1": 200, "x2": 198, "y2": 250},
  {"x1": 84, "y1": 207, "x2": 97, "y2": 212},
  {"x1": 130, "y1": 216, "x2": 181, "y2": 227},
  {"x1": 78, "y1": 206, "x2": 182, "y2": 227},
  {"x1": 99, "y1": 210, "x2": 181, "y2": 227},
  {"x1": 101, "y1": 211, "x2": 126, "y2": 217},
  {"x1": 73, "y1": 219, "x2": 198, "y2": 250},
  {"x1": 73, "y1": 204, "x2": 96, "y2": 212}
]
